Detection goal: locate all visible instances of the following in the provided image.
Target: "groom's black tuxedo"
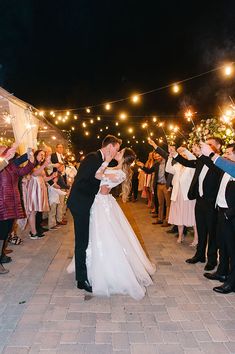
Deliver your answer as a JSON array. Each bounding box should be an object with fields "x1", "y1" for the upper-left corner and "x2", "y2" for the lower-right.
[{"x1": 67, "y1": 150, "x2": 103, "y2": 281}]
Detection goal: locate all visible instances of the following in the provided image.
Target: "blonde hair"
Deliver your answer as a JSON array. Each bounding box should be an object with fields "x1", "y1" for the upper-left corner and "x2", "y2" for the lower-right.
[{"x1": 120, "y1": 148, "x2": 136, "y2": 203}]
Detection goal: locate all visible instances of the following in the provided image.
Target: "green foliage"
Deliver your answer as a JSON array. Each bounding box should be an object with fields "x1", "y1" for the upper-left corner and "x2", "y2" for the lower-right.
[{"x1": 188, "y1": 117, "x2": 234, "y2": 149}]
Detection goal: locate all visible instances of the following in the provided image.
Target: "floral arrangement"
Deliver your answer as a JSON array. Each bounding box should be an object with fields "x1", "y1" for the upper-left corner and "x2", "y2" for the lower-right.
[{"x1": 187, "y1": 117, "x2": 234, "y2": 150}]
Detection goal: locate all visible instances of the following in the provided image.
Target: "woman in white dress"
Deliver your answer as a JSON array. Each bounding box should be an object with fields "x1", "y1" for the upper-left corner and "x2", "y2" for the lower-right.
[
  {"x1": 67, "y1": 148, "x2": 156, "y2": 300},
  {"x1": 166, "y1": 147, "x2": 198, "y2": 246}
]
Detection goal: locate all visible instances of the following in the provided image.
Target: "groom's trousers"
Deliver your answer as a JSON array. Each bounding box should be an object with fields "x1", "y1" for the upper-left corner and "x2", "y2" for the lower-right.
[{"x1": 72, "y1": 210, "x2": 90, "y2": 282}]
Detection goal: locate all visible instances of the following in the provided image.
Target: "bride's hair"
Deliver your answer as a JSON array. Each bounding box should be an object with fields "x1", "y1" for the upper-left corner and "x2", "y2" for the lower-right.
[{"x1": 121, "y1": 148, "x2": 136, "y2": 203}]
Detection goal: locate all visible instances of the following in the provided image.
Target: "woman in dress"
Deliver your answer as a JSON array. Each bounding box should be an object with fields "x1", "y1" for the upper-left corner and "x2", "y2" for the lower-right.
[
  {"x1": 68, "y1": 148, "x2": 156, "y2": 300},
  {"x1": 166, "y1": 147, "x2": 198, "y2": 245},
  {"x1": 27, "y1": 150, "x2": 56, "y2": 239},
  {"x1": 142, "y1": 152, "x2": 154, "y2": 208}
]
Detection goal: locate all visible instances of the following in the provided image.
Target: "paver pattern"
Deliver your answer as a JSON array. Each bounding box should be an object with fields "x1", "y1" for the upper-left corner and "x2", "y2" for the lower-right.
[{"x1": 1, "y1": 200, "x2": 235, "y2": 353}]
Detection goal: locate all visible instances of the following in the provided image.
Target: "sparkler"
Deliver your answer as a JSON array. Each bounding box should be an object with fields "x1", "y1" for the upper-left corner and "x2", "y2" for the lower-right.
[{"x1": 184, "y1": 109, "x2": 196, "y2": 128}]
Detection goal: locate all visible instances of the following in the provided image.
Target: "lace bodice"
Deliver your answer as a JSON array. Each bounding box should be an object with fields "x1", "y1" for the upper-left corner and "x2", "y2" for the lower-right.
[{"x1": 100, "y1": 168, "x2": 126, "y2": 189}]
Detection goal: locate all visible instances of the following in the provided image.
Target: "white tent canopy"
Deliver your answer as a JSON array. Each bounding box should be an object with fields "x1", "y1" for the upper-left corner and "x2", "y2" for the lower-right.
[{"x1": 0, "y1": 87, "x2": 67, "y2": 153}]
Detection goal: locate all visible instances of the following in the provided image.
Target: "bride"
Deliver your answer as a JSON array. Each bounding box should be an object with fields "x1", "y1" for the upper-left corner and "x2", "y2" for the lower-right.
[{"x1": 67, "y1": 147, "x2": 156, "y2": 300}]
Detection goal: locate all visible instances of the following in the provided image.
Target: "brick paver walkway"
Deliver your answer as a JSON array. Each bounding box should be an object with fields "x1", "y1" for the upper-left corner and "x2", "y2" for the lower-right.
[{"x1": 1, "y1": 200, "x2": 235, "y2": 354}]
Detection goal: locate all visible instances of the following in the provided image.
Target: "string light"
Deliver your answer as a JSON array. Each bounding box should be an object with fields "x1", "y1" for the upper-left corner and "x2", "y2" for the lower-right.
[
  {"x1": 97, "y1": 116, "x2": 101, "y2": 121},
  {"x1": 224, "y1": 65, "x2": 233, "y2": 77},
  {"x1": 105, "y1": 103, "x2": 111, "y2": 110},
  {"x1": 71, "y1": 127, "x2": 75, "y2": 131},
  {"x1": 152, "y1": 116, "x2": 157, "y2": 122},
  {"x1": 172, "y1": 83, "x2": 180, "y2": 94},
  {"x1": 115, "y1": 122, "x2": 119, "y2": 126},
  {"x1": 119, "y1": 112, "x2": 127, "y2": 120},
  {"x1": 74, "y1": 115, "x2": 78, "y2": 120},
  {"x1": 128, "y1": 128, "x2": 133, "y2": 133},
  {"x1": 131, "y1": 94, "x2": 140, "y2": 103},
  {"x1": 82, "y1": 122, "x2": 87, "y2": 127},
  {"x1": 86, "y1": 108, "x2": 91, "y2": 113},
  {"x1": 85, "y1": 131, "x2": 89, "y2": 136},
  {"x1": 90, "y1": 119, "x2": 94, "y2": 123},
  {"x1": 66, "y1": 111, "x2": 70, "y2": 116}
]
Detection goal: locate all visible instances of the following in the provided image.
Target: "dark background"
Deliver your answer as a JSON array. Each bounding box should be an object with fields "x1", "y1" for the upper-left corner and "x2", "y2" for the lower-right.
[{"x1": 1, "y1": 0, "x2": 235, "y2": 159}]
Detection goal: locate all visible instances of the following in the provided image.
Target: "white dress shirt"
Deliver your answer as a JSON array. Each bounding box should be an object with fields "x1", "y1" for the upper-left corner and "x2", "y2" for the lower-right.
[
  {"x1": 56, "y1": 152, "x2": 64, "y2": 163},
  {"x1": 198, "y1": 165, "x2": 209, "y2": 197},
  {"x1": 216, "y1": 173, "x2": 233, "y2": 208}
]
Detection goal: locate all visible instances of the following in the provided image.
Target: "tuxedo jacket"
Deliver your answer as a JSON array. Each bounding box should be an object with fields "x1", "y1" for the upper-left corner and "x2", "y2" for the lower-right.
[
  {"x1": 51, "y1": 152, "x2": 64, "y2": 164},
  {"x1": 67, "y1": 151, "x2": 103, "y2": 214},
  {"x1": 174, "y1": 154, "x2": 223, "y2": 201}
]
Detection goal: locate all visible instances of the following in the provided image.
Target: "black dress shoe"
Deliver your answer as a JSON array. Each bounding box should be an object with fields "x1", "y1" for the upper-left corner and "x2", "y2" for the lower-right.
[
  {"x1": 167, "y1": 228, "x2": 177, "y2": 234},
  {"x1": 204, "y1": 272, "x2": 228, "y2": 282},
  {"x1": 77, "y1": 280, "x2": 92, "y2": 293},
  {"x1": 0, "y1": 254, "x2": 12, "y2": 263},
  {"x1": 185, "y1": 256, "x2": 206, "y2": 264},
  {"x1": 204, "y1": 263, "x2": 217, "y2": 271},
  {"x1": 213, "y1": 283, "x2": 234, "y2": 294}
]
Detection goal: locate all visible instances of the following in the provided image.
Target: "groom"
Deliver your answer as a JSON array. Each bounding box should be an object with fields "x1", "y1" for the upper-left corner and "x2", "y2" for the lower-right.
[{"x1": 67, "y1": 135, "x2": 122, "y2": 292}]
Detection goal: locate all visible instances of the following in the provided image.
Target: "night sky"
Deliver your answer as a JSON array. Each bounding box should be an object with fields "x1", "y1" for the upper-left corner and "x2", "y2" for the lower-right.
[{"x1": 1, "y1": 1, "x2": 235, "y2": 157}]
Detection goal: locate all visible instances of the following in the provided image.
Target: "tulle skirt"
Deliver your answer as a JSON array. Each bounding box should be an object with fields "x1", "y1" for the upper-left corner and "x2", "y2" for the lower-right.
[
  {"x1": 168, "y1": 187, "x2": 196, "y2": 227},
  {"x1": 67, "y1": 193, "x2": 155, "y2": 300}
]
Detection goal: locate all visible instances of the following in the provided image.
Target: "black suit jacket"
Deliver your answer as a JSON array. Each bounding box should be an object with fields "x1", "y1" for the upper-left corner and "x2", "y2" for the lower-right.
[
  {"x1": 222, "y1": 180, "x2": 235, "y2": 219},
  {"x1": 174, "y1": 154, "x2": 223, "y2": 200},
  {"x1": 67, "y1": 151, "x2": 103, "y2": 214},
  {"x1": 51, "y1": 152, "x2": 65, "y2": 164}
]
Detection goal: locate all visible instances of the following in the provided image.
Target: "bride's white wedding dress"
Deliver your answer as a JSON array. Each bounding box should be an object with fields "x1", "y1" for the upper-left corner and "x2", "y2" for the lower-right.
[{"x1": 67, "y1": 168, "x2": 156, "y2": 300}]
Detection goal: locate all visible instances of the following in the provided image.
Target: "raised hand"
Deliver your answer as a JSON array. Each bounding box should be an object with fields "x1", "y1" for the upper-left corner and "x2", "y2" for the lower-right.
[
  {"x1": 148, "y1": 138, "x2": 157, "y2": 149},
  {"x1": 177, "y1": 146, "x2": 186, "y2": 155},
  {"x1": 136, "y1": 161, "x2": 144, "y2": 168},
  {"x1": 200, "y1": 142, "x2": 213, "y2": 156},
  {"x1": 45, "y1": 155, "x2": 51, "y2": 165},
  {"x1": 4, "y1": 147, "x2": 16, "y2": 161},
  {"x1": 168, "y1": 145, "x2": 176, "y2": 157}
]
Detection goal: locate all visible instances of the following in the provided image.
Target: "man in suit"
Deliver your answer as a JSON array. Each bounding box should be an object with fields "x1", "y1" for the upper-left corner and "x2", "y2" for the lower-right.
[
  {"x1": 201, "y1": 142, "x2": 235, "y2": 293},
  {"x1": 51, "y1": 144, "x2": 65, "y2": 164},
  {"x1": 67, "y1": 135, "x2": 121, "y2": 292},
  {"x1": 137, "y1": 149, "x2": 171, "y2": 227},
  {"x1": 169, "y1": 138, "x2": 223, "y2": 271}
]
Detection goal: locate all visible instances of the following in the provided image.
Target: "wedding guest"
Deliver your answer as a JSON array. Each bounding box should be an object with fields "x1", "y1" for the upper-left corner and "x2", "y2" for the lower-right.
[
  {"x1": 27, "y1": 150, "x2": 56, "y2": 239},
  {"x1": 201, "y1": 142, "x2": 235, "y2": 293},
  {"x1": 48, "y1": 176, "x2": 67, "y2": 230},
  {"x1": 137, "y1": 150, "x2": 170, "y2": 227},
  {"x1": 169, "y1": 138, "x2": 223, "y2": 271},
  {"x1": 51, "y1": 144, "x2": 65, "y2": 164},
  {"x1": 166, "y1": 147, "x2": 198, "y2": 245},
  {"x1": 142, "y1": 152, "x2": 155, "y2": 208},
  {"x1": 0, "y1": 150, "x2": 34, "y2": 273},
  {"x1": 130, "y1": 161, "x2": 139, "y2": 202}
]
